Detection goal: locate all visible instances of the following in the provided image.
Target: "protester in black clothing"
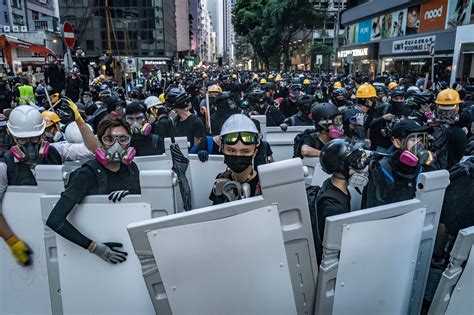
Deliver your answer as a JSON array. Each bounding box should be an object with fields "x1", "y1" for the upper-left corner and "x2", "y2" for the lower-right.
[
  {"x1": 44, "y1": 60, "x2": 65, "y2": 94},
  {"x1": 65, "y1": 69, "x2": 83, "y2": 102},
  {"x1": 248, "y1": 89, "x2": 285, "y2": 127},
  {"x1": 279, "y1": 84, "x2": 303, "y2": 118},
  {"x1": 145, "y1": 95, "x2": 176, "y2": 139},
  {"x1": 284, "y1": 95, "x2": 315, "y2": 126},
  {"x1": 408, "y1": 92, "x2": 435, "y2": 125},
  {"x1": 46, "y1": 116, "x2": 140, "y2": 265},
  {"x1": 125, "y1": 102, "x2": 164, "y2": 156},
  {"x1": 210, "y1": 91, "x2": 239, "y2": 135}
]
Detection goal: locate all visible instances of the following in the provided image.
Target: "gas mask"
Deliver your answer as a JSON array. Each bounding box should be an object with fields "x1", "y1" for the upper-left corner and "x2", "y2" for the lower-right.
[
  {"x1": 95, "y1": 141, "x2": 136, "y2": 166},
  {"x1": 320, "y1": 116, "x2": 344, "y2": 139},
  {"x1": 44, "y1": 130, "x2": 62, "y2": 143},
  {"x1": 10, "y1": 140, "x2": 50, "y2": 163},
  {"x1": 436, "y1": 107, "x2": 458, "y2": 124},
  {"x1": 227, "y1": 99, "x2": 237, "y2": 111},
  {"x1": 212, "y1": 179, "x2": 252, "y2": 202},
  {"x1": 399, "y1": 133, "x2": 435, "y2": 167},
  {"x1": 130, "y1": 121, "x2": 152, "y2": 136}
]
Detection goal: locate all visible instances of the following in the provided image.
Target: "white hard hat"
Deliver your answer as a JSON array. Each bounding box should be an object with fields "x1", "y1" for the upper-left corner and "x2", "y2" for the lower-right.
[
  {"x1": 407, "y1": 86, "x2": 420, "y2": 93},
  {"x1": 65, "y1": 122, "x2": 92, "y2": 144},
  {"x1": 144, "y1": 95, "x2": 162, "y2": 110},
  {"x1": 220, "y1": 114, "x2": 258, "y2": 137},
  {"x1": 7, "y1": 105, "x2": 45, "y2": 138}
]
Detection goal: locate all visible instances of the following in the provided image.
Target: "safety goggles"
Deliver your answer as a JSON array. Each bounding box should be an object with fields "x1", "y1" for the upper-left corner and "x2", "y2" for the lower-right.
[
  {"x1": 125, "y1": 114, "x2": 146, "y2": 124},
  {"x1": 222, "y1": 132, "x2": 257, "y2": 145},
  {"x1": 102, "y1": 134, "x2": 131, "y2": 146},
  {"x1": 345, "y1": 148, "x2": 368, "y2": 170},
  {"x1": 403, "y1": 133, "x2": 429, "y2": 154},
  {"x1": 16, "y1": 136, "x2": 41, "y2": 145}
]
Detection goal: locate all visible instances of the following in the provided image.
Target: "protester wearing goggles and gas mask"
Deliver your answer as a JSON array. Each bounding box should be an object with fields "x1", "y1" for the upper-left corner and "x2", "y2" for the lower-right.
[
  {"x1": 430, "y1": 88, "x2": 468, "y2": 170},
  {"x1": 409, "y1": 92, "x2": 436, "y2": 125},
  {"x1": 209, "y1": 114, "x2": 261, "y2": 205},
  {"x1": 279, "y1": 83, "x2": 304, "y2": 118},
  {"x1": 331, "y1": 88, "x2": 352, "y2": 113},
  {"x1": 144, "y1": 95, "x2": 176, "y2": 139},
  {"x1": 369, "y1": 87, "x2": 412, "y2": 153},
  {"x1": 42, "y1": 110, "x2": 64, "y2": 143},
  {"x1": 313, "y1": 138, "x2": 368, "y2": 263},
  {"x1": 210, "y1": 91, "x2": 239, "y2": 136},
  {"x1": 124, "y1": 102, "x2": 164, "y2": 156},
  {"x1": 47, "y1": 116, "x2": 140, "y2": 265},
  {"x1": 248, "y1": 89, "x2": 285, "y2": 127},
  {"x1": 299, "y1": 103, "x2": 344, "y2": 158},
  {"x1": 284, "y1": 95, "x2": 315, "y2": 127},
  {"x1": 0, "y1": 100, "x2": 96, "y2": 266},
  {"x1": 362, "y1": 119, "x2": 436, "y2": 208}
]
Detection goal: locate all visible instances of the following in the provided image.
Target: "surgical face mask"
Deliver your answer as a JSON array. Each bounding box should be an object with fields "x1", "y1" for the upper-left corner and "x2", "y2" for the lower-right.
[
  {"x1": 224, "y1": 155, "x2": 253, "y2": 173},
  {"x1": 44, "y1": 130, "x2": 62, "y2": 142},
  {"x1": 348, "y1": 167, "x2": 369, "y2": 188}
]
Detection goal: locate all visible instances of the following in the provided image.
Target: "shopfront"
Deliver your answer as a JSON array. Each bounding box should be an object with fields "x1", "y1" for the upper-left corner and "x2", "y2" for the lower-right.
[
  {"x1": 337, "y1": 43, "x2": 379, "y2": 78},
  {"x1": 379, "y1": 28, "x2": 456, "y2": 82},
  {"x1": 139, "y1": 57, "x2": 171, "y2": 74},
  {"x1": 451, "y1": 24, "x2": 474, "y2": 85}
]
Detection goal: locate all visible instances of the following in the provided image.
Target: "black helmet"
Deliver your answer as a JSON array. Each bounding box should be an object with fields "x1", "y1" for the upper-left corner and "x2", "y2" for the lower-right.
[
  {"x1": 263, "y1": 82, "x2": 276, "y2": 91},
  {"x1": 215, "y1": 91, "x2": 232, "y2": 102},
  {"x1": 390, "y1": 87, "x2": 405, "y2": 98},
  {"x1": 413, "y1": 92, "x2": 434, "y2": 107},
  {"x1": 248, "y1": 90, "x2": 265, "y2": 104},
  {"x1": 320, "y1": 139, "x2": 365, "y2": 176},
  {"x1": 130, "y1": 89, "x2": 140, "y2": 99},
  {"x1": 165, "y1": 87, "x2": 188, "y2": 108},
  {"x1": 332, "y1": 88, "x2": 347, "y2": 98},
  {"x1": 311, "y1": 103, "x2": 340, "y2": 123},
  {"x1": 98, "y1": 89, "x2": 112, "y2": 102}
]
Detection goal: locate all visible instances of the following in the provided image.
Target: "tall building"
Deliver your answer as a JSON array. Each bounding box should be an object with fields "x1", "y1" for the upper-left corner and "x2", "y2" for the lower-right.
[
  {"x1": 58, "y1": 0, "x2": 177, "y2": 59},
  {"x1": 223, "y1": 0, "x2": 234, "y2": 63},
  {"x1": 206, "y1": 0, "x2": 224, "y2": 57},
  {"x1": 175, "y1": 0, "x2": 191, "y2": 54},
  {"x1": 191, "y1": 0, "x2": 214, "y2": 63}
]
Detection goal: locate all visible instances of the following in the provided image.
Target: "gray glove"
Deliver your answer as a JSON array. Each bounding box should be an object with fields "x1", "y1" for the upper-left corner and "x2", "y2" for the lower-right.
[
  {"x1": 92, "y1": 242, "x2": 128, "y2": 264},
  {"x1": 108, "y1": 190, "x2": 130, "y2": 203}
]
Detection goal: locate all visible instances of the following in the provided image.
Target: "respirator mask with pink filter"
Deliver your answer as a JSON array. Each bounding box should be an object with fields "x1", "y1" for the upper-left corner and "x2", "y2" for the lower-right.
[
  {"x1": 95, "y1": 134, "x2": 136, "y2": 166},
  {"x1": 319, "y1": 115, "x2": 344, "y2": 139},
  {"x1": 399, "y1": 133, "x2": 436, "y2": 167}
]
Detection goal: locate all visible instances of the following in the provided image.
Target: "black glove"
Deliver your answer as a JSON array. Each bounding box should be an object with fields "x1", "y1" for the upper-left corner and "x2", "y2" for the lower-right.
[
  {"x1": 108, "y1": 190, "x2": 130, "y2": 203},
  {"x1": 197, "y1": 150, "x2": 209, "y2": 162},
  {"x1": 92, "y1": 242, "x2": 127, "y2": 264}
]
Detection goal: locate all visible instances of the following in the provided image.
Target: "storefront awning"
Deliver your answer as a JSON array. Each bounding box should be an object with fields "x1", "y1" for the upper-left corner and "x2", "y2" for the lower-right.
[{"x1": 0, "y1": 34, "x2": 54, "y2": 70}]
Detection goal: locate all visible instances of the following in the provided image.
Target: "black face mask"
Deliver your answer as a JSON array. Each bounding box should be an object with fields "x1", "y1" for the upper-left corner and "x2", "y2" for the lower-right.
[
  {"x1": 224, "y1": 155, "x2": 253, "y2": 173},
  {"x1": 391, "y1": 100, "x2": 404, "y2": 111}
]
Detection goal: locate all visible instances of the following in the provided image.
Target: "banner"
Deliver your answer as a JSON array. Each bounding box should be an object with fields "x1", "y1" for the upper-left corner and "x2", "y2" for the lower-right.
[
  {"x1": 358, "y1": 19, "x2": 372, "y2": 43},
  {"x1": 419, "y1": 0, "x2": 449, "y2": 32},
  {"x1": 344, "y1": 24, "x2": 359, "y2": 45},
  {"x1": 371, "y1": 16, "x2": 382, "y2": 41},
  {"x1": 406, "y1": 5, "x2": 421, "y2": 35},
  {"x1": 381, "y1": 8, "x2": 408, "y2": 39},
  {"x1": 446, "y1": 0, "x2": 473, "y2": 28},
  {"x1": 392, "y1": 35, "x2": 436, "y2": 54}
]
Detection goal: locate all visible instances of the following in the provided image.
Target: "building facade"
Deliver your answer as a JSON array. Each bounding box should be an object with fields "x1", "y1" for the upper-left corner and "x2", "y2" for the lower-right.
[{"x1": 339, "y1": 0, "x2": 473, "y2": 82}]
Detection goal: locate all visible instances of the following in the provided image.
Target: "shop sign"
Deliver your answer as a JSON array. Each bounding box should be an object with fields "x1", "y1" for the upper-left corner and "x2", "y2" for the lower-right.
[
  {"x1": 446, "y1": 0, "x2": 472, "y2": 28},
  {"x1": 143, "y1": 60, "x2": 167, "y2": 66},
  {"x1": 419, "y1": 0, "x2": 448, "y2": 33},
  {"x1": 357, "y1": 19, "x2": 372, "y2": 43},
  {"x1": 337, "y1": 47, "x2": 369, "y2": 58},
  {"x1": 392, "y1": 35, "x2": 436, "y2": 54}
]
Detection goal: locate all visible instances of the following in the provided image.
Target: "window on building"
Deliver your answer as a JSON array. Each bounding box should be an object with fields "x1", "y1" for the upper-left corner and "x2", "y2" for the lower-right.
[
  {"x1": 32, "y1": 11, "x2": 39, "y2": 20},
  {"x1": 4, "y1": 12, "x2": 9, "y2": 24},
  {"x1": 13, "y1": 14, "x2": 24, "y2": 25},
  {"x1": 86, "y1": 40, "x2": 94, "y2": 51},
  {"x1": 11, "y1": 0, "x2": 22, "y2": 9}
]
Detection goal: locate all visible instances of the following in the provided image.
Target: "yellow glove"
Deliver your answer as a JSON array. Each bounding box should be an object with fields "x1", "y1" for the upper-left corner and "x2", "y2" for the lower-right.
[
  {"x1": 6, "y1": 236, "x2": 32, "y2": 266},
  {"x1": 63, "y1": 97, "x2": 85, "y2": 126}
]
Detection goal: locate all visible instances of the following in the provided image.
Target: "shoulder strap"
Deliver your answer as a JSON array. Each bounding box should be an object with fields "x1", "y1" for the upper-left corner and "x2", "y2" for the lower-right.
[
  {"x1": 379, "y1": 158, "x2": 395, "y2": 183},
  {"x1": 207, "y1": 136, "x2": 214, "y2": 153},
  {"x1": 151, "y1": 134, "x2": 159, "y2": 150}
]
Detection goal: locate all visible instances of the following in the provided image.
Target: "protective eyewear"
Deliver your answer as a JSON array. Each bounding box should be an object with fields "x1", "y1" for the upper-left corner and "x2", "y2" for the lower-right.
[
  {"x1": 125, "y1": 114, "x2": 146, "y2": 124},
  {"x1": 404, "y1": 133, "x2": 429, "y2": 155},
  {"x1": 102, "y1": 134, "x2": 131, "y2": 146},
  {"x1": 345, "y1": 149, "x2": 368, "y2": 170},
  {"x1": 222, "y1": 132, "x2": 257, "y2": 145},
  {"x1": 16, "y1": 136, "x2": 41, "y2": 145}
]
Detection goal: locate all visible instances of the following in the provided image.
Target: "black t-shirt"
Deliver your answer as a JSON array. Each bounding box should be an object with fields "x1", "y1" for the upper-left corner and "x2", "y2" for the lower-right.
[
  {"x1": 131, "y1": 134, "x2": 164, "y2": 156},
  {"x1": 62, "y1": 163, "x2": 141, "y2": 204},
  {"x1": 152, "y1": 115, "x2": 176, "y2": 139},
  {"x1": 176, "y1": 113, "x2": 206, "y2": 146},
  {"x1": 302, "y1": 132, "x2": 325, "y2": 151}
]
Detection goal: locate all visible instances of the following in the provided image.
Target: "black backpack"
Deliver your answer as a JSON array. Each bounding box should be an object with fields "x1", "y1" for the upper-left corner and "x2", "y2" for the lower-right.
[{"x1": 293, "y1": 129, "x2": 319, "y2": 158}]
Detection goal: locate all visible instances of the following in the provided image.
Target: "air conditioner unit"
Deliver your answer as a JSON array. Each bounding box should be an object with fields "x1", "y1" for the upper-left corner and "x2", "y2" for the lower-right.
[
  {"x1": 12, "y1": 25, "x2": 19, "y2": 32},
  {"x1": 20, "y1": 26, "x2": 27, "y2": 32},
  {"x1": 3, "y1": 26, "x2": 10, "y2": 32}
]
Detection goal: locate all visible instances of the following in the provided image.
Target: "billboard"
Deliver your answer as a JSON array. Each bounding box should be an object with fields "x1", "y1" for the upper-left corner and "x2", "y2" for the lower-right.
[
  {"x1": 371, "y1": 16, "x2": 382, "y2": 41},
  {"x1": 446, "y1": 0, "x2": 473, "y2": 28},
  {"x1": 344, "y1": 24, "x2": 359, "y2": 45},
  {"x1": 358, "y1": 19, "x2": 372, "y2": 43},
  {"x1": 380, "y1": 9, "x2": 408, "y2": 39},
  {"x1": 419, "y1": 0, "x2": 449, "y2": 33},
  {"x1": 406, "y1": 5, "x2": 422, "y2": 35}
]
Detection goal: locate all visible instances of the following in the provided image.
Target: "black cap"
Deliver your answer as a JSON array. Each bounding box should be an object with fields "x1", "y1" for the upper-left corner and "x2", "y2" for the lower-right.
[{"x1": 391, "y1": 119, "x2": 432, "y2": 138}]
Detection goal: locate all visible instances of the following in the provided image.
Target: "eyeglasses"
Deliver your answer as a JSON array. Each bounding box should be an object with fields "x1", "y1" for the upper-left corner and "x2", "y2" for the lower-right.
[
  {"x1": 102, "y1": 134, "x2": 131, "y2": 146},
  {"x1": 16, "y1": 136, "x2": 41, "y2": 145},
  {"x1": 222, "y1": 132, "x2": 257, "y2": 145},
  {"x1": 125, "y1": 114, "x2": 146, "y2": 124}
]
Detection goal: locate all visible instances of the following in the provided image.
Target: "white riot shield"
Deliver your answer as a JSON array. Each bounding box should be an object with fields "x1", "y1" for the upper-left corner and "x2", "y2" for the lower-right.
[
  {"x1": 251, "y1": 114, "x2": 267, "y2": 140},
  {"x1": 429, "y1": 226, "x2": 474, "y2": 315},
  {"x1": 134, "y1": 154, "x2": 171, "y2": 171},
  {"x1": 164, "y1": 137, "x2": 188, "y2": 158},
  {"x1": 314, "y1": 170, "x2": 449, "y2": 315},
  {"x1": 266, "y1": 126, "x2": 308, "y2": 161},
  {"x1": 188, "y1": 154, "x2": 226, "y2": 208},
  {"x1": 40, "y1": 170, "x2": 177, "y2": 314},
  {"x1": 0, "y1": 187, "x2": 52, "y2": 315},
  {"x1": 129, "y1": 158, "x2": 319, "y2": 314}
]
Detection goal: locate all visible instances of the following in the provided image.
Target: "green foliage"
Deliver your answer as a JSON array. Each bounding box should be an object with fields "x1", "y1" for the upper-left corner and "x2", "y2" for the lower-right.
[{"x1": 311, "y1": 43, "x2": 333, "y2": 56}]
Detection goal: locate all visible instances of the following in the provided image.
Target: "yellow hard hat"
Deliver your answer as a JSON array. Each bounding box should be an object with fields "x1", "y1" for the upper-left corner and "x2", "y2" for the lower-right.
[
  {"x1": 208, "y1": 84, "x2": 222, "y2": 94},
  {"x1": 355, "y1": 83, "x2": 377, "y2": 99},
  {"x1": 41, "y1": 111, "x2": 61, "y2": 129},
  {"x1": 99, "y1": 74, "x2": 106, "y2": 80},
  {"x1": 275, "y1": 74, "x2": 282, "y2": 81},
  {"x1": 202, "y1": 72, "x2": 208, "y2": 79},
  {"x1": 303, "y1": 79, "x2": 311, "y2": 85},
  {"x1": 333, "y1": 81, "x2": 342, "y2": 89},
  {"x1": 232, "y1": 74, "x2": 237, "y2": 79},
  {"x1": 259, "y1": 78, "x2": 267, "y2": 85},
  {"x1": 175, "y1": 73, "x2": 181, "y2": 78},
  {"x1": 159, "y1": 93, "x2": 166, "y2": 104},
  {"x1": 435, "y1": 88, "x2": 461, "y2": 106},
  {"x1": 50, "y1": 93, "x2": 60, "y2": 104},
  {"x1": 268, "y1": 74, "x2": 274, "y2": 80},
  {"x1": 388, "y1": 82, "x2": 398, "y2": 90}
]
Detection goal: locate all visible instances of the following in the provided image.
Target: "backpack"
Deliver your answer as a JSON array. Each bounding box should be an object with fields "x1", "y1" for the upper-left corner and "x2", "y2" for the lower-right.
[{"x1": 293, "y1": 129, "x2": 319, "y2": 158}]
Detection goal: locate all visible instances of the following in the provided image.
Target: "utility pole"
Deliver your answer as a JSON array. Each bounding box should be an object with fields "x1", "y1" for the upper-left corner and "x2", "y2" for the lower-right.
[
  {"x1": 333, "y1": 0, "x2": 342, "y2": 74},
  {"x1": 104, "y1": 0, "x2": 112, "y2": 54}
]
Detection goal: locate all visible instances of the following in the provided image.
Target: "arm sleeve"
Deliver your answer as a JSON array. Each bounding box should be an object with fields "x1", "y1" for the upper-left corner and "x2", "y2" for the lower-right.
[
  {"x1": 52, "y1": 142, "x2": 94, "y2": 162},
  {"x1": 46, "y1": 195, "x2": 92, "y2": 249},
  {"x1": 193, "y1": 117, "x2": 206, "y2": 139},
  {"x1": 0, "y1": 162, "x2": 8, "y2": 203}
]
